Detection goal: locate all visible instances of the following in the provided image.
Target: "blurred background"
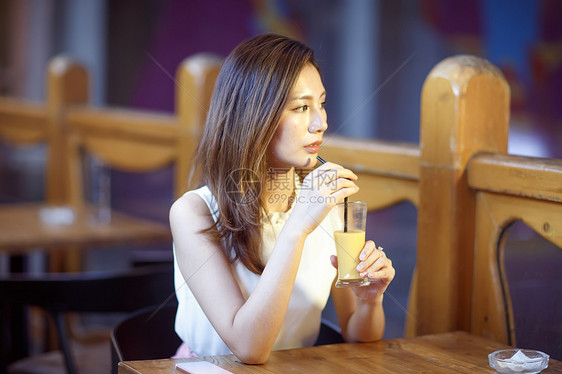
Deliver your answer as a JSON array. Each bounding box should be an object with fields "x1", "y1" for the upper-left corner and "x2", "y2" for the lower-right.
[{"x1": 1, "y1": 0, "x2": 561, "y2": 360}]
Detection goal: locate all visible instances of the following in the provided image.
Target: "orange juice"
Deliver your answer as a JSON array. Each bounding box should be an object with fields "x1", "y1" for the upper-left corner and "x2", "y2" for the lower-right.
[{"x1": 334, "y1": 229, "x2": 369, "y2": 287}]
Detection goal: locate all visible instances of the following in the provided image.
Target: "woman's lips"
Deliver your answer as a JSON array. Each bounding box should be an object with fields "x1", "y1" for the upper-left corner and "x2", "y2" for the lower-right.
[{"x1": 304, "y1": 141, "x2": 322, "y2": 154}]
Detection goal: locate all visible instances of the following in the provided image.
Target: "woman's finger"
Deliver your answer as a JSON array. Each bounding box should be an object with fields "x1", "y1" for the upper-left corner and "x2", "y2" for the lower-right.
[
  {"x1": 329, "y1": 185, "x2": 360, "y2": 202},
  {"x1": 314, "y1": 162, "x2": 358, "y2": 181},
  {"x1": 323, "y1": 177, "x2": 358, "y2": 194},
  {"x1": 359, "y1": 248, "x2": 388, "y2": 278},
  {"x1": 366, "y1": 258, "x2": 395, "y2": 281},
  {"x1": 357, "y1": 242, "x2": 381, "y2": 272},
  {"x1": 359, "y1": 241, "x2": 376, "y2": 261}
]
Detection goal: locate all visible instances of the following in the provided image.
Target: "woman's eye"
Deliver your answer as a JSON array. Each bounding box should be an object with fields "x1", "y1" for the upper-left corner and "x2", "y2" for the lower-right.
[
  {"x1": 321, "y1": 101, "x2": 327, "y2": 109},
  {"x1": 294, "y1": 105, "x2": 309, "y2": 112}
]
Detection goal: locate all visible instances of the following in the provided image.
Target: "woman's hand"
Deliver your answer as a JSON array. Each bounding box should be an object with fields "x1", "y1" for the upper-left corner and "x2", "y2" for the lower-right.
[
  {"x1": 330, "y1": 240, "x2": 395, "y2": 302},
  {"x1": 289, "y1": 162, "x2": 359, "y2": 236}
]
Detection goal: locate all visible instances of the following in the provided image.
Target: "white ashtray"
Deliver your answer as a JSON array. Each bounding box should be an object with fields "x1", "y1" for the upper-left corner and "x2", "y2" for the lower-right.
[
  {"x1": 39, "y1": 206, "x2": 76, "y2": 226},
  {"x1": 489, "y1": 349, "x2": 549, "y2": 374}
]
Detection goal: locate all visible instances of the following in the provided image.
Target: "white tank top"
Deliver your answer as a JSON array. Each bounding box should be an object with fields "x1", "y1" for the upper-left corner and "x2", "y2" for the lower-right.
[{"x1": 173, "y1": 181, "x2": 338, "y2": 356}]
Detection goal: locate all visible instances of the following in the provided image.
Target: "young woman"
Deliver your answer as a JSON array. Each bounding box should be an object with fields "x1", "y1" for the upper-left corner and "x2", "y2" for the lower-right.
[{"x1": 170, "y1": 33, "x2": 395, "y2": 364}]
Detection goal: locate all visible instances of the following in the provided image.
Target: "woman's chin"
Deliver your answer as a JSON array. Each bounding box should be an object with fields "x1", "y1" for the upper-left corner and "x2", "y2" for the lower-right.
[
  {"x1": 269, "y1": 155, "x2": 314, "y2": 169},
  {"x1": 295, "y1": 156, "x2": 315, "y2": 169}
]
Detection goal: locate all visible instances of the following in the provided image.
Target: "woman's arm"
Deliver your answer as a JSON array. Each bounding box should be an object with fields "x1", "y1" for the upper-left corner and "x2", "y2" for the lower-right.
[
  {"x1": 331, "y1": 241, "x2": 395, "y2": 342},
  {"x1": 171, "y1": 163, "x2": 358, "y2": 364},
  {"x1": 171, "y1": 193, "x2": 305, "y2": 364}
]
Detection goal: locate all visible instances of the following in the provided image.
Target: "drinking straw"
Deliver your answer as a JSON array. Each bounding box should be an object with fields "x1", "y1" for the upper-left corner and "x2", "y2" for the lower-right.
[
  {"x1": 316, "y1": 156, "x2": 348, "y2": 232},
  {"x1": 316, "y1": 155, "x2": 327, "y2": 164}
]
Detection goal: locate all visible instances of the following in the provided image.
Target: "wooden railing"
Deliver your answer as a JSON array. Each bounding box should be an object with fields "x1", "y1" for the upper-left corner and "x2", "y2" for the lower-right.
[
  {"x1": 1, "y1": 53, "x2": 560, "y2": 348},
  {"x1": 47, "y1": 55, "x2": 222, "y2": 207},
  {"x1": 0, "y1": 98, "x2": 54, "y2": 200},
  {"x1": 322, "y1": 55, "x2": 561, "y2": 345}
]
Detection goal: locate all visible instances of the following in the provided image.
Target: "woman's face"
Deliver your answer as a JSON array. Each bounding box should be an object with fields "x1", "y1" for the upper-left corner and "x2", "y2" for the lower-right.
[{"x1": 268, "y1": 63, "x2": 328, "y2": 169}]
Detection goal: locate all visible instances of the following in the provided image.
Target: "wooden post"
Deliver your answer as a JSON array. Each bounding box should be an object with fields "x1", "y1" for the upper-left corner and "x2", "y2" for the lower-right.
[
  {"x1": 414, "y1": 55, "x2": 510, "y2": 335},
  {"x1": 46, "y1": 56, "x2": 89, "y2": 206},
  {"x1": 174, "y1": 54, "x2": 221, "y2": 197},
  {"x1": 46, "y1": 56, "x2": 89, "y2": 272}
]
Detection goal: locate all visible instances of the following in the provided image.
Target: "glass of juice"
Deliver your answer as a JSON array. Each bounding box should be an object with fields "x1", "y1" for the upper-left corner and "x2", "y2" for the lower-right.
[{"x1": 334, "y1": 201, "x2": 370, "y2": 288}]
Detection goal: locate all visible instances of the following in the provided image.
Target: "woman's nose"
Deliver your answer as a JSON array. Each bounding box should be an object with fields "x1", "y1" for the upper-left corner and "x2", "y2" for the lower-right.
[{"x1": 308, "y1": 111, "x2": 328, "y2": 133}]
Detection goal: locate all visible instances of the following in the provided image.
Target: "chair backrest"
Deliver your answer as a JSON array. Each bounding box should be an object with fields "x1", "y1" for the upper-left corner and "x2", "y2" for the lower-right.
[
  {"x1": 0, "y1": 264, "x2": 175, "y2": 374},
  {"x1": 469, "y1": 153, "x2": 562, "y2": 346},
  {"x1": 314, "y1": 319, "x2": 345, "y2": 346},
  {"x1": 0, "y1": 264, "x2": 174, "y2": 312},
  {"x1": 110, "y1": 302, "x2": 181, "y2": 373}
]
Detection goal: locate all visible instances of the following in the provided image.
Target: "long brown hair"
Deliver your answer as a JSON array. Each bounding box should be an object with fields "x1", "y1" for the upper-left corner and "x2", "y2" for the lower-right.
[{"x1": 191, "y1": 33, "x2": 319, "y2": 274}]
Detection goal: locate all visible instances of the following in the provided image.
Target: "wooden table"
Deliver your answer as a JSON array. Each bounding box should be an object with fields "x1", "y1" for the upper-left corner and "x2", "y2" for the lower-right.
[
  {"x1": 119, "y1": 332, "x2": 562, "y2": 373},
  {"x1": 0, "y1": 202, "x2": 172, "y2": 274},
  {"x1": 0, "y1": 203, "x2": 173, "y2": 364},
  {"x1": 0, "y1": 203, "x2": 171, "y2": 254}
]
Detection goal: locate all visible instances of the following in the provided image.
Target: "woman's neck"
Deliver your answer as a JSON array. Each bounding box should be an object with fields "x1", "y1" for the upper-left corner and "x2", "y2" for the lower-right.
[{"x1": 261, "y1": 167, "x2": 295, "y2": 213}]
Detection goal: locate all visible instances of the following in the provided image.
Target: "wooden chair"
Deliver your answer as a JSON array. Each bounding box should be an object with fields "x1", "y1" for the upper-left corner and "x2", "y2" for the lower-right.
[
  {"x1": 110, "y1": 302, "x2": 181, "y2": 374},
  {"x1": 469, "y1": 153, "x2": 562, "y2": 346},
  {"x1": 314, "y1": 319, "x2": 345, "y2": 346},
  {"x1": 0, "y1": 264, "x2": 174, "y2": 374}
]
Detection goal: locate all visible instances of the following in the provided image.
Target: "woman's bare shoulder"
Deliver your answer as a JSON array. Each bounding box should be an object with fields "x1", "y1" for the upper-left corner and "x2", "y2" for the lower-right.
[{"x1": 169, "y1": 191, "x2": 213, "y2": 233}]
